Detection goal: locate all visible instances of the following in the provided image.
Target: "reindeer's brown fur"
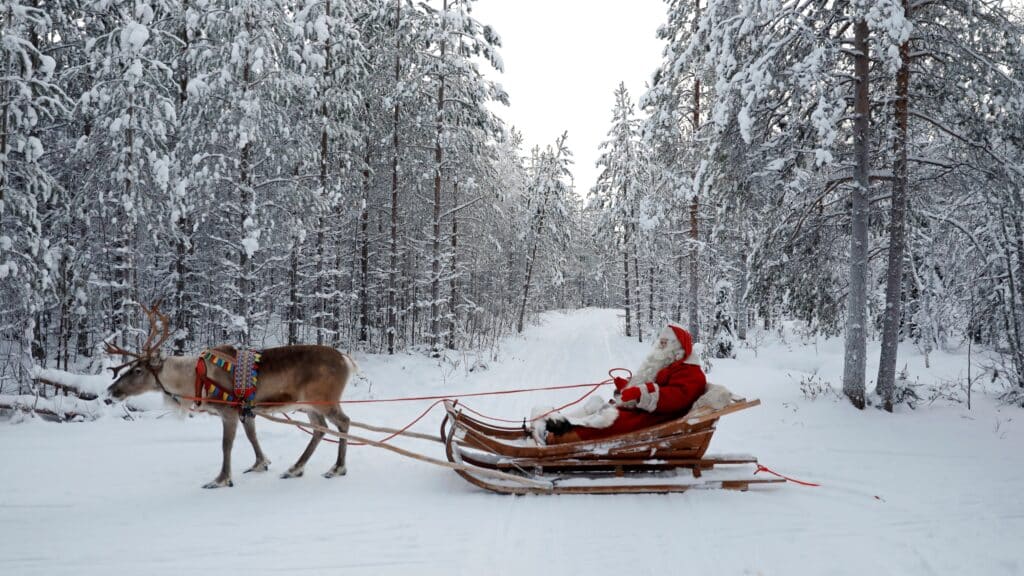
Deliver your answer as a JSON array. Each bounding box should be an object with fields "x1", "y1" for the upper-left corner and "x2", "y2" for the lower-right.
[{"x1": 108, "y1": 345, "x2": 355, "y2": 489}]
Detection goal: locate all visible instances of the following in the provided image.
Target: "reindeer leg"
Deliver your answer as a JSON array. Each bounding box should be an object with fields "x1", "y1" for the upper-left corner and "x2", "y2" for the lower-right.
[
  {"x1": 241, "y1": 415, "x2": 271, "y2": 473},
  {"x1": 203, "y1": 414, "x2": 238, "y2": 489},
  {"x1": 323, "y1": 407, "x2": 351, "y2": 478},
  {"x1": 281, "y1": 412, "x2": 326, "y2": 479}
]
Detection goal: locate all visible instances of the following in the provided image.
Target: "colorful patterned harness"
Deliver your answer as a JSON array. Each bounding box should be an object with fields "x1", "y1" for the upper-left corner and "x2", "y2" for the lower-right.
[{"x1": 194, "y1": 348, "x2": 262, "y2": 416}]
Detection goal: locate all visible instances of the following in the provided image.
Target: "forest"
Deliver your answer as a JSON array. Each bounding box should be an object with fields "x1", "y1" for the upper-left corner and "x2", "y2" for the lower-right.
[{"x1": 3, "y1": 0, "x2": 1024, "y2": 414}]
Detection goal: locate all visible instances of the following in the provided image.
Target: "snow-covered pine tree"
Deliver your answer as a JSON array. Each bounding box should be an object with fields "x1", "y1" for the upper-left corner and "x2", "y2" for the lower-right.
[
  {"x1": 593, "y1": 83, "x2": 648, "y2": 340},
  {"x1": 294, "y1": 0, "x2": 366, "y2": 346},
  {"x1": 76, "y1": 1, "x2": 180, "y2": 350},
  {"x1": 516, "y1": 133, "x2": 574, "y2": 334},
  {"x1": 0, "y1": 2, "x2": 69, "y2": 387},
  {"x1": 417, "y1": 0, "x2": 506, "y2": 354},
  {"x1": 192, "y1": 0, "x2": 304, "y2": 344}
]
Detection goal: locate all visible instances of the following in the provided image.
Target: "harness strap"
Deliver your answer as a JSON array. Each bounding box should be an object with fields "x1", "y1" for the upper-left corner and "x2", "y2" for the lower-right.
[
  {"x1": 194, "y1": 356, "x2": 208, "y2": 407},
  {"x1": 193, "y1": 349, "x2": 259, "y2": 415}
]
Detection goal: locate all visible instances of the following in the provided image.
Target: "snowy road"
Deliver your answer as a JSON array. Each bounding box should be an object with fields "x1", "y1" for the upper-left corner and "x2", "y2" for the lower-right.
[{"x1": 2, "y1": 309, "x2": 1022, "y2": 575}]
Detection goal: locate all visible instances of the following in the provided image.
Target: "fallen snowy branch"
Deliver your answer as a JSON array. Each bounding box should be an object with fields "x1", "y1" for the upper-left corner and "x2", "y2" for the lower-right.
[
  {"x1": 31, "y1": 377, "x2": 100, "y2": 401},
  {"x1": 31, "y1": 367, "x2": 113, "y2": 397},
  {"x1": 0, "y1": 394, "x2": 102, "y2": 422}
]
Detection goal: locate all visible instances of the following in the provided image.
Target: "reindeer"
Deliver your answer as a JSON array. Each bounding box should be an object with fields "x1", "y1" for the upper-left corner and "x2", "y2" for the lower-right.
[{"x1": 105, "y1": 303, "x2": 355, "y2": 488}]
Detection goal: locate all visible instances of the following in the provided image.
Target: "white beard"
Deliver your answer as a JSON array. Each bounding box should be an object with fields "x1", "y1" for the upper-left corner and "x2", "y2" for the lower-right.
[{"x1": 630, "y1": 338, "x2": 685, "y2": 385}]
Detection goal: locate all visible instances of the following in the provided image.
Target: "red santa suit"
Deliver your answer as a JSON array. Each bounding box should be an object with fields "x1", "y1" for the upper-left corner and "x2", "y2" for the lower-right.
[{"x1": 544, "y1": 324, "x2": 707, "y2": 443}]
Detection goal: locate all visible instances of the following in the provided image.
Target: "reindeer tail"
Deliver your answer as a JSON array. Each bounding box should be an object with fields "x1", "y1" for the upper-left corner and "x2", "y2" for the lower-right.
[{"x1": 343, "y1": 353, "x2": 361, "y2": 380}]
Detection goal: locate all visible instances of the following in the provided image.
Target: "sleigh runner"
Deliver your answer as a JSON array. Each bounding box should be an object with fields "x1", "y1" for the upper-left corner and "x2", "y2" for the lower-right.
[{"x1": 440, "y1": 396, "x2": 785, "y2": 495}]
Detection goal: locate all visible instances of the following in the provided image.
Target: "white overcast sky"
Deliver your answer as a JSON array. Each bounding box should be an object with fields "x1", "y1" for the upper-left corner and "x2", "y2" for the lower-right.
[{"x1": 472, "y1": 0, "x2": 668, "y2": 193}]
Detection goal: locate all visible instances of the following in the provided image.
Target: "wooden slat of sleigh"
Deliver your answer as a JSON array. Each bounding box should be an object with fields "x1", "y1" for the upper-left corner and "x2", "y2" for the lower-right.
[
  {"x1": 445, "y1": 398, "x2": 759, "y2": 451},
  {"x1": 454, "y1": 420, "x2": 718, "y2": 461},
  {"x1": 449, "y1": 405, "x2": 744, "y2": 459}
]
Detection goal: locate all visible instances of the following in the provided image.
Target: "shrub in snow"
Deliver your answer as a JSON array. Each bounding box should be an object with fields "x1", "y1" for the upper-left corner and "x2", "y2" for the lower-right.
[
  {"x1": 709, "y1": 280, "x2": 737, "y2": 359},
  {"x1": 796, "y1": 371, "x2": 838, "y2": 401}
]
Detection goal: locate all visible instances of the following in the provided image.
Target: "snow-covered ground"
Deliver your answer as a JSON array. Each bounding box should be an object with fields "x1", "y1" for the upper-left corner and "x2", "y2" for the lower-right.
[{"x1": 1, "y1": 309, "x2": 1021, "y2": 575}]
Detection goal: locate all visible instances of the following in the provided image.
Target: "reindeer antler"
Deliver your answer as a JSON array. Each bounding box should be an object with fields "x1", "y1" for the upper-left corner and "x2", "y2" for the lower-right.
[
  {"x1": 104, "y1": 300, "x2": 174, "y2": 377},
  {"x1": 139, "y1": 300, "x2": 171, "y2": 358},
  {"x1": 104, "y1": 340, "x2": 142, "y2": 377}
]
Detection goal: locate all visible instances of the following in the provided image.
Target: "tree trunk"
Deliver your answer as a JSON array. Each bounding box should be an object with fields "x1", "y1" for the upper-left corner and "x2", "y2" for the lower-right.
[
  {"x1": 237, "y1": 147, "x2": 251, "y2": 345},
  {"x1": 172, "y1": 3, "x2": 192, "y2": 355},
  {"x1": 688, "y1": 0, "x2": 701, "y2": 342},
  {"x1": 315, "y1": 0, "x2": 332, "y2": 347},
  {"x1": 517, "y1": 191, "x2": 550, "y2": 334},
  {"x1": 631, "y1": 218, "x2": 642, "y2": 342},
  {"x1": 333, "y1": 247, "x2": 344, "y2": 347},
  {"x1": 876, "y1": 4, "x2": 910, "y2": 413},
  {"x1": 688, "y1": 195, "x2": 699, "y2": 340},
  {"x1": 236, "y1": 13, "x2": 254, "y2": 346},
  {"x1": 843, "y1": 18, "x2": 871, "y2": 410},
  {"x1": 430, "y1": 5, "x2": 446, "y2": 356},
  {"x1": 387, "y1": 0, "x2": 401, "y2": 354},
  {"x1": 448, "y1": 181, "x2": 459, "y2": 350},
  {"x1": 736, "y1": 244, "x2": 748, "y2": 341},
  {"x1": 359, "y1": 143, "x2": 370, "y2": 344},
  {"x1": 173, "y1": 220, "x2": 192, "y2": 354},
  {"x1": 517, "y1": 237, "x2": 540, "y2": 334},
  {"x1": 314, "y1": 222, "x2": 325, "y2": 345},
  {"x1": 1012, "y1": 213, "x2": 1024, "y2": 386},
  {"x1": 76, "y1": 315, "x2": 89, "y2": 359},
  {"x1": 288, "y1": 240, "x2": 300, "y2": 345},
  {"x1": 648, "y1": 263, "x2": 655, "y2": 327},
  {"x1": 623, "y1": 193, "x2": 633, "y2": 338},
  {"x1": 113, "y1": 96, "x2": 137, "y2": 348}
]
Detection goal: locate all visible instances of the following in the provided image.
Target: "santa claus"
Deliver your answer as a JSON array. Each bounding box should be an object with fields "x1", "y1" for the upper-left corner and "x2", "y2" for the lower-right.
[{"x1": 535, "y1": 323, "x2": 707, "y2": 445}]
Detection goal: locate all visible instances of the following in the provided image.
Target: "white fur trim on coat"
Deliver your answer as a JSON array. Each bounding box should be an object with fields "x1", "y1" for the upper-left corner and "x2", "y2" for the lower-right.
[
  {"x1": 567, "y1": 405, "x2": 619, "y2": 429},
  {"x1": 532, "y1": 396, "x2": 620, "y2": 431},
  {"x1": 565, "y1": 396, "x2": 619, "y2": 429},
  {"x1": 684, "y1": 343, "x2": 703, "y2": 366},
  {"x1": 636, "y1": 383, "x2": 659, "y2": 412}
]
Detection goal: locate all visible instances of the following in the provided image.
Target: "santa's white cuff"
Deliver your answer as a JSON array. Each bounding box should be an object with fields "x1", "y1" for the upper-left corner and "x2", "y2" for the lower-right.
[{"x1": 638, "y1": 384, "x2": 659, "y2": 412}]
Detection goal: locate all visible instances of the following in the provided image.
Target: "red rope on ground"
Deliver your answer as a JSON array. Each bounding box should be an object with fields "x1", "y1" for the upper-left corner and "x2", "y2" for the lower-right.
[{"x1": 754, "y1": 464, "x2": 820, "y2": 487}]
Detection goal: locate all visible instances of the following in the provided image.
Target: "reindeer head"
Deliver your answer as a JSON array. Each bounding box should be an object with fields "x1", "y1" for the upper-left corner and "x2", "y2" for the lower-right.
[{"x1": 105, "y1": 302, "x2": 173, "y2": 400}]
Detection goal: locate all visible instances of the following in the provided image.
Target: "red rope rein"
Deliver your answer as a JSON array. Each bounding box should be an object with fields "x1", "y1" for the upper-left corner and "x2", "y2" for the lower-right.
[
  {"x1": 198, "y1": 369, "x2": 628, "y2": 446},
  {"x1": 457, "y1": 381, "x2": 608, "y2": 424},
  {"x1": 754, "y1": 464, "x2": 820, "y2": 487},
  {"x1": 180, "y1": 379, "x2": 615, "y2": 409}
]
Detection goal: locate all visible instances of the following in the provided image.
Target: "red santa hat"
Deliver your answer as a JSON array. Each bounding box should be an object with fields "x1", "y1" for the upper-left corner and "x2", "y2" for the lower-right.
[
  {"x1": 667, "y1": 324, "x2": 693, "y2": 359},
  {"x1": 665, "y1": 323, "x2": 701, "y2": 366},
  {"x1": 632, "y1": 323, "x2": 701, "y2": 385}
]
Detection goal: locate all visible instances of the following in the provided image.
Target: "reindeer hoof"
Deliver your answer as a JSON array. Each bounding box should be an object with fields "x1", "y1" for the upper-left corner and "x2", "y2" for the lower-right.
[
  {"x1": 203, "y1": 479, "x2": 233, "y2": 489},
  {"x1": 323, "y1": 466, "x2": 347, "y2": 478},
  {"x1": 280, "y1": 469, "x2": 303, "y2": 479},
  {"x1": 245, "y1": 461, "x2": 270, "y2": 473}
]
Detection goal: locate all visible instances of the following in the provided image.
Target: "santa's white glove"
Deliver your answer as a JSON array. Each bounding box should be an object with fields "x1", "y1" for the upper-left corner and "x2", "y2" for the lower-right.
[{"x1": 617, "y1": 382, "x2": 660, "y2": 412}]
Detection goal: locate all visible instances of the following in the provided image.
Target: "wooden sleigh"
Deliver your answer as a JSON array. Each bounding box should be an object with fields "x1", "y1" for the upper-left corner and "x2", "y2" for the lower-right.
[{"x1": 440, "y1": 395, "x2": 785, "y2": 495}]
